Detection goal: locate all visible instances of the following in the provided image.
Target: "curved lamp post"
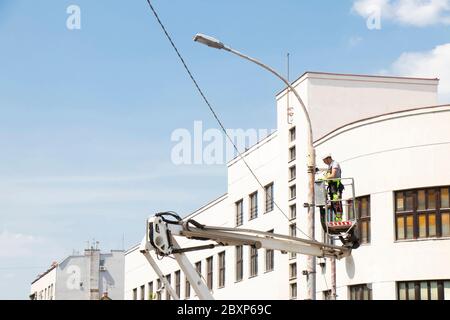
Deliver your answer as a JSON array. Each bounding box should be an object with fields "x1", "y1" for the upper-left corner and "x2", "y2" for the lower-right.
[{"x1": 194, "y1": 33, "x2": 317, "y2": 300}]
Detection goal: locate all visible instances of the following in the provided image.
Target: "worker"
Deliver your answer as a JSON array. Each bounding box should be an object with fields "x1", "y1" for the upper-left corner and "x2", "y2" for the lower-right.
[
  {"x1": 322, "y1": 153, "x2": 344, "y2": 221},
  {"x1": 100, "y1": 291, "x2": 112, "y2": 300}
]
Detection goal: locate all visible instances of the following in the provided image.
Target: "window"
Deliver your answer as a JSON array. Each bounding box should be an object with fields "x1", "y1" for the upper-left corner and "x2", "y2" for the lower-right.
[
  {"x1": 395, "y1": 187, "x2": 450, "y2": 240},
  {"x1": 148, "y1": 281, "x2": 154, "y2": 300},
  {"x1": 349, "y1": 196, "x2": 371, "y2": 244},
  {"x1": 218, "y1": 251, "x2": 226, "y2": 288},
  {"x1": 349, "y1": 284, "x2": 372, "y2": 300},
  {"x1": 140, "y1": 284, "x2": 145, "y2": 300},
  {"x1": 185, "y1": 277, "x2": 190, "y2": 299},
  {"x1": 236, "y1": 246, "x2": 243, "y2": 282},
  {"x1": 289, "y1": 223, "x2": 297, "y2": 259},
  {"x1": 290, "y1": 204, "x2": 296, "y2": 220},
  {"x1": 323, "y1": 290, "x2": 333, "y2": 300},
  {"x1": 165, "y1": 274, "x2": 171, "y2": 300},
  {"x1": 289, "y1": 127, "x2": 296, "y2": 142},
  {"x1": 49, "y1": 284, "x2": 53, "y2": 300},
  {"x1": 290, "y1": 283, "x2": 297, "y2": 299},
  {"x1": 289, "y1": 166, "x2": 296, "y2": 181},
  {"x1": 175, "y1": 270, "x2": 181, "y2": 298},
  {"x1": 289, "y1": 146, "x2": 296, "y2": 162},
  {"x1": 265, "y1": 230, "x2": 274, "y2": 272},
  {"x1": 265, "y1": 183, "x2": 274, "y2": 213},
  {"x1": 289, "y1": 263, "x2": 297, "y2": 280},
  {"x1": 195, "y1": 261, "x2": 202, "y2": 276},
  {"x1": 132, "y1": 288, "x2": 137, "y2": 300},
  {"x1": 289, "y1": 185, "x2": 296, "y2": 200},
  {"x1": 398, "y1": 280, "x2": 450, "y2": 300},
  {"x1": 156, "y1": 279, "x2": 162, "y2": 300},
  {"x1": 249, "y1": 247, "x2": 258, "y2": 277},
  {"x1": 206, "y1": 256, "x2": 213, "y2": 290},
  {"x1": 235, "y1": 199, "x2": 244, "y2": 227},
  {"x1": 249, "y1": 192, "x2": 258, "y2": 220}
]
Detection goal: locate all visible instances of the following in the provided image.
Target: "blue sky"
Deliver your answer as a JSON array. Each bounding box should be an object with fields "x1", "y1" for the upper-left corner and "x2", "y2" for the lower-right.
[{"x1": 0, "y1": 0, "x2": 449, "y2": 299}]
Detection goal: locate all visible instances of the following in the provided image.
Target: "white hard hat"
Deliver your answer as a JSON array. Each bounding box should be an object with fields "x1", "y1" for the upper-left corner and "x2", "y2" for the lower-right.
[{"x1": 322, "y1": 153, "x2": 332, "y2": 160}]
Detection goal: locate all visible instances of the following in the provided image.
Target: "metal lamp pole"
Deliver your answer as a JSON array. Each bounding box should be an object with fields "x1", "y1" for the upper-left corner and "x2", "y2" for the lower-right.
[{"x1": 193, "y1": 34, "x2": 317, "y2": 300}]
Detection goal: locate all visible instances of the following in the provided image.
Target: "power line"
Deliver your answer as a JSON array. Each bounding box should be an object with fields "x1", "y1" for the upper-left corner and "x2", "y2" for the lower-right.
[{"x1": 144, "y1": 0, "x2": 312, "y2": 240}]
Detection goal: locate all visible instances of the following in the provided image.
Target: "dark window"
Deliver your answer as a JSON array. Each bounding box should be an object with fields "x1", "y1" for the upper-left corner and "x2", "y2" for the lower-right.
[
  {"x1": 290, "y1": 283, "x2": 297, "y2": 299},
  {"x1": 289, "y1": 223, "x2": 297, "y2": 259},
  {"x1": 132, "y1": 288, "x2": 137, "y2": 300},
  {"x1": 289, "y1": 146, "x2": 296, "y2": 162},
  {"x1": 140, "y1": 285, "x2": 145, "y2": 300},
  {"x1": 218, "y1": 251, "x2": 226, "y2": 288},
  {"x1": 250, "y1": 247, "x2": 258, "y2": 277},
  {"x1": 249, "y1": 192, "x2": 258, "y2": 220},
  {"x1": 290, "y1": 204, "x2": 296, "y2": 220},
  {"x1": 289, "y1": 263, "x2": 297, "y2": 280},
  {"x1": 206, "y1": 257, "x2": 213, "y2": 290},
  {"x1": 175, "y1": 270, "x2": 181, "y2": 298},
  {"x1": 195, "y1": 261, "x2": 202, "y2": 279},
  {"x1": 398, "y1": 280, "x2": 450, "y2": 300},
  {"x1": 236, "y1": 246, "x2": 243, "y2": 282},
  {"x1": 290, "y1": 185, "x2": 296, "y2": 200},
  {"x1": 323, "y1": 290, "x2": 333, "y2": 300},
  {"x1": 156, "y1": 279, "x2": 162, "y2": 300},
  {"x1": 395, "y1": 186, "x2": 450, "y2": 240},
  {"x1": 236, "y1": 200, "x2": 244, "y2": 226},
  {"x1": 289, "y1": 166, "x2": 296, "y2": 181},
  {"x1": 349, "y1": 284, "x2": 372, "y2": 300},
  {"x1": 265, "y1": 230, "x2": 274, "y2": 272},
  {"x1": 148, "y1": 281, "x2": 154, "y2": 300},
  {"x1": 289, "y1": 127, "x2": 296, "y2": 142},
  {"x1": 349, "y1": 195, "x2": 371, "y2": 244},
  {"x1": 165, "y1": 274, "x2": 171, "y2": 300},
  {"x1": 185, "y1": 277, "x2": 190, "y2": 299},
  {"x1": 265, "y1": 183, "x2": 274, "y2": 213}
]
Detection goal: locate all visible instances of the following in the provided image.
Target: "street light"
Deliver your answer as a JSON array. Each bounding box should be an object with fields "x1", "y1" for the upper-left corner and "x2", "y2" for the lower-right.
[{"x1": 194, "y1": 33, "x2": 317, "y2": 300}]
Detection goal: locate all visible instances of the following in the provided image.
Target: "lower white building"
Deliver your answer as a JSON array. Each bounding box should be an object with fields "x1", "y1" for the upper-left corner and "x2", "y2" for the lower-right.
[
  {"x1": 124, "y1": 72, "x2": 450, "y2": 300},
  {"x1": 31, "y1": 247, "x2": 125, "y2": 300}
]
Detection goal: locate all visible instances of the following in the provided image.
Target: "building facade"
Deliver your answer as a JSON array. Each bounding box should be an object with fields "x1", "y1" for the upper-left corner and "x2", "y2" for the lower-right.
[
  {"x1": 124, "y1": 72, "x2": 450, "y2": 300},
  {"x1": 31, "y1": 247, "x2": 125, "y2": 300}
]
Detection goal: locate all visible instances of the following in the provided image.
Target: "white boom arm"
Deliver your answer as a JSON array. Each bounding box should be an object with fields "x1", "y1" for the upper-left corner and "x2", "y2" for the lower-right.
[{"x1": 140, "y1": 214, "x2": 352, "y2": 300}]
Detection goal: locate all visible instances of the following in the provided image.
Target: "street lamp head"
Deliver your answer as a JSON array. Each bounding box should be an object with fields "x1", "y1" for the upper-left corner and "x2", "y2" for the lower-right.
[{"x1": 193, "y1": 33, "x2": 225, "y2": 50}]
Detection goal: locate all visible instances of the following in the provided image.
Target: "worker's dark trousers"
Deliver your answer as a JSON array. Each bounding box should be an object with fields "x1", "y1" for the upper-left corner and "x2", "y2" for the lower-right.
[{"x1": 328, "y1": 182, "x2": 343, "y2": 214}]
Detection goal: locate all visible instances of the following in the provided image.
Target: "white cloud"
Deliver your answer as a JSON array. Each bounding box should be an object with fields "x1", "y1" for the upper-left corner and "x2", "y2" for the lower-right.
[
  {"x1": 353, "y1": 0, "x2": 450, "y2": 26},
  {"x1": 386, "y1": 43, "x2": 450, "y2": 102},
  {"x1": 348, "y1": 36, "x2": 364, "y2": 47},
  {"x1": 0, "y1": 230, "x2": 46, "y2": 258}
]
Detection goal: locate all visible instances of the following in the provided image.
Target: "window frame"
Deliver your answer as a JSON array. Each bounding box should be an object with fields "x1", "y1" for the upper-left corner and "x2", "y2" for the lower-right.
[
  {"x1": 235, "y1": 246, "x2": 243, "y2": 282},
  {"x1": 289, "y1": 204, "x2": 297, "y2": 220},
  {"x1": 397, "y1": 280, "x2": 449, "y2": 300},
  {"x1": 265, "y1": 230, "x2": 274, "y2": 273},
  {"x1": 289, "y1": 127, "x2": 296, "y2": 143},
  {"x1": 235, "y1": 199, "x2": 244, "y2": 227},
  {"x1": 249, "y1": 191, "x2": 258, "y2": 220},
  {"x1": 395, "y1": 186, "x2": 450, "y2": 240},
  {"x1": 206, "y1": 257, "x2": 213, "y2": 291},
  {"x1": 349, "y1": 195, "x2": 371, "y2": 244},
  {"x1": 289, "y1": 165, "x2": 296, "y2": 181},
  {"x1": 349, "y1": 283, "x2": 372, "y2": 300},
  {"x1": 218, "y1": 251, "x2": 226, "y2": 288},
  {"x1": 148, "y1": 281, "x2": 154, "y2": 300},
  {"x1": 249, "y1": 246, "x2": 258, "y2": 278},
  {"x1": 175, "y1": 270, "x2": 181, "y2": 298},
  {"x1": 265, "y1": 183, "x2": 274, "y2": 213},
  {"x1": 289, "y1": 146, "x2": 296, "y2": 162}
]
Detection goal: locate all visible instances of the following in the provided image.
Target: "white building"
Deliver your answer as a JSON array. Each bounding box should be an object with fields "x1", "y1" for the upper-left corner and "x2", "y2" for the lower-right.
[
  {"x1": 124, "y1": 72, "x2": 450, "y2": 300},
  {"x1": 31, "y1": 247, "x2": 125, "y2": 300}
]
